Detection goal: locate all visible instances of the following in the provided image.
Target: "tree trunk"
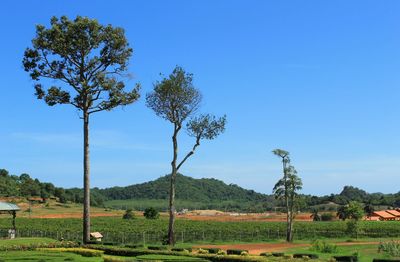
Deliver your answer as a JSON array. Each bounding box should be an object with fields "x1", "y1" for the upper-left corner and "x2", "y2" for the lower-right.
[
  {"x1": 83, "y1": 112, "x2": 91, "y2": 244},
  {"x1": 283, "y1": 158, "x2": 291, "y2": 242},
  {"x1": 167, "y1": 126, "x2": 179, "y2": 246}
]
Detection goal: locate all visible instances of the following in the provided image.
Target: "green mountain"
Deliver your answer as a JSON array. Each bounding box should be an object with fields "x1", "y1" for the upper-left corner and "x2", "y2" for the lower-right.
[
  {"x1": 100, "y1": 174, "x2": 267, "y2": 202},
  {"x1": 100, "y1": 174, "x2": 275, "y2": 212}
]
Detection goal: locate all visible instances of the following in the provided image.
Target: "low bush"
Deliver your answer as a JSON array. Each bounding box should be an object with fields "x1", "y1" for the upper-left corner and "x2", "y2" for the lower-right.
[
  {"x1": 198, "y1": 248, "x2": 209, "y2": 254},
  {"x1": 333, "y1": 255, "x2": 358, "y2": 262},
  {"x1": 311, "y1": 240, "x2": 338, "y2": 253},
  {"x1": 293, "y1": 253, "x2": 319, "y2": 259},
  {"x1": 147, "y1": 245, "x2": 169, "y2": 250},
  {"x1": 378, "y1": 240, "x2": 400, "y2": 257},
  {"x1": 124, "y1": 244, "x2": 145, "y2": 249},
  {"x1": 38, "y1": 248, "x2": 103, "y2": 257},
  {"x1": 260, "y1": 252, "x2": 272, "y2": 257},
  {"x1": 0, "y1": 241, "x2": 78, "y2": 251},
  {"x1": 321, "y1": 213, "x2": 335, "y2": 221},
  {"x1": 217, "y1": 249, "x2": 227, "y2": 255},
  {"x1": 226, "y1": 249, "x2": 248, "y2": 255},
  {"x1": 143, "y1": 207, "x2": 159, "y2": 219},
  {"x1": 205, "y1": 248, "x2": 222, "y2": 254},
  {"x1": 373, "y1": 259, "x2": 400, "y2": 262},
  {"x1": 122, "y1": 209, "x2": 135, "y2": 220},
  {"x1": 272, "y1": 252, "x2": 284, "y2": 257}
]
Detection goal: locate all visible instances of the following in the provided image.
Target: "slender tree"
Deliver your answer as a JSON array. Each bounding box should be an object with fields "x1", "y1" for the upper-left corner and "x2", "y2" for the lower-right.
[
  {"x1": 22, "y1": 16, "x2": 140, "y2": 243},
  {"x1": 146, "y1": 66, "x2": 226, "y2": 245},
  {"x1": 272, "y1": 149, "x2": 302, "y2": 242},
  {"x1": 311, "y1": 209, "x2": 321, "y2": 221}
]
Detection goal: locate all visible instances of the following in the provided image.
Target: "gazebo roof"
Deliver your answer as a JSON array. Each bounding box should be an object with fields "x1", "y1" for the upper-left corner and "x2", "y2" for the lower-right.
[{"x1": 0, "y1": 202, "x2": 20, "y2": 211}]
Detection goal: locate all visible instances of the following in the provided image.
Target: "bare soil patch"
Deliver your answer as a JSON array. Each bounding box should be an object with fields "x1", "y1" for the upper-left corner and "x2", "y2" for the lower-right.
[{"x1": 194, "y1": 241, "x2": 380, "y2": 255}]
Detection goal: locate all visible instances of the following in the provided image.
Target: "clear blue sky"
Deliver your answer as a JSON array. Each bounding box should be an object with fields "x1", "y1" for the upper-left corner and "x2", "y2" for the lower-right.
[{"x1": 0, "y1": 1, "x2": 399, "y2": 195}]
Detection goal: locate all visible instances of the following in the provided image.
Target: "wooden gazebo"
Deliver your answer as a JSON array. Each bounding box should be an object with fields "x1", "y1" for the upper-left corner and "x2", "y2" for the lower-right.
[{"x1": 0, "y1": 202, "x2": 20, "y2": 234}]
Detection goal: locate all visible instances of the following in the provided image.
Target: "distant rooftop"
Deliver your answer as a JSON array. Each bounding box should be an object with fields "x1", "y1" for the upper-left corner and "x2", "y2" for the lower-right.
[{"x1": 0, "y1": 202, "x2": 20, "y2": 211}]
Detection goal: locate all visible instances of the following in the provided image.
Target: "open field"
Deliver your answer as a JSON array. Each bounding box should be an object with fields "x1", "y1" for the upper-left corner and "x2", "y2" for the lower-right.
[
  {"x1": 0, "y1": 199, "x2": 124, "y2": 219},
  {"x1": 0, "y1": 216, "x2": 399, "y2": 245}
]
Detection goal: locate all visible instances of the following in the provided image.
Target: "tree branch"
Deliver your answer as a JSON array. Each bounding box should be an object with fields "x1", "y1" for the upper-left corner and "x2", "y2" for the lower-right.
[{"x1": 176, "y1": 135, "x2": 201, "y2": 171}]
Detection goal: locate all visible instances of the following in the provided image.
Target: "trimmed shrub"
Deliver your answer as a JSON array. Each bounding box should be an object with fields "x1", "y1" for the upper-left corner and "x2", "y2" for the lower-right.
[
  {"x1": 124, "y1": 244, "x2": 145, "y2": 249},
  {"x1": 0, "y1": 241, "x2": 78, "y2": 252},
  {"x1": 272, "y1": 252, "x2": 285, "y2": 257},
  {"x1": 260, "y1": 252, "x2": 272, "y2": 257},
  {"x1": 333, "y1": 256, "x2": 358, "y2": 262},
  {"x1": 38, "y1": 248, "x2": 103, "y2": 257},
  {"x1": 226, "y1": 249, "x2": 248, "y2": 255},
  {"x1": 147, "y1": 245, "x2": 169, "y2": 250},
  {"x1": 217, "y1": 249, "x2": 227, "y2": 255},
  {"x1": 205, "y1": 248, "x2": 222, "y2": 254},
  {"x1": 373, "y1": 259, "x2": 400, "y2": 262},
  {"x1": 240, "y1": 251, "x2": 249, "y2": 256},
  {"x1": 197, "y1": 248, "x2": 209, "y2": 254},
  {"x1": 293, "y1": 254, "x2": 319, "y2": 259}
]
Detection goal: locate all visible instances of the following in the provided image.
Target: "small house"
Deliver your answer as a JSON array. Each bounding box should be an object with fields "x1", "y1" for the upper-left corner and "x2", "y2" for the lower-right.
[
  {"x1": 90, "y1": 232, "x2": 103, "y2": 242},
  {"x1": 371, "y1": 211, "x2": 396, "y2": 221},
  {"x1": 386, "y1": 210, "x2": 400, "y2": 221}
]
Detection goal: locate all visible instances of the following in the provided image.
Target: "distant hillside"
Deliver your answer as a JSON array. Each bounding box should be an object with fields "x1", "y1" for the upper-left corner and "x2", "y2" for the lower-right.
[
  {"x1": 100, "y1": 174, "x2": 268, "y2": 202},
  {"x1": 1, "y1": 168, "x2": 399, "y2": 212},
  {"x1": 100, "y1": 174, "x2": 276, "y2": 212}
]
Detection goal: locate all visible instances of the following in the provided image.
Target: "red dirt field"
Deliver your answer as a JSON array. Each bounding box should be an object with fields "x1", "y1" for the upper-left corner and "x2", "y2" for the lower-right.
[
  {"x1": 30, "y1": 213, "x2": 121, "y2": 219},
  {"x1": 194, "y1": 241, "x2": 380, "y2": 255}
]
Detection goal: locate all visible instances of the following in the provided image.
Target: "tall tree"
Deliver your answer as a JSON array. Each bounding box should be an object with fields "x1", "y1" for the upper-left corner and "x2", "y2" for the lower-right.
[
  {"x1": 146, "y1": 66, "x2": 226, "y2": 245},
  {"x1": 22, "y1": 16, "x2": 140, "y2": 243},
  {"x1": 272, "y1": 149, "x2": 302, "y2": 242}
]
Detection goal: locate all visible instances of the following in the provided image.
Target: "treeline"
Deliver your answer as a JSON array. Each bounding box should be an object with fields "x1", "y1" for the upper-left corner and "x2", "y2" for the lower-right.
[
  {"x1": 0, "y1": 169, "x2": 105, "y2": 206},
  {"x1": 1, "y1": 168, "x2": 399, "y2": 212},
  {"x1": 303, "y1": 186, "x2": 400, "y2": 209}
]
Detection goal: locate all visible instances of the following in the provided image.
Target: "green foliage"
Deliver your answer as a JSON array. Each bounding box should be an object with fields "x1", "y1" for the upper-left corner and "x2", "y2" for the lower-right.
[
  {"x1": 346, "y1": 220, "x2": 361, "y2": 237},
  {"x1": 337, "y1": 202, "x2": 365, "y2": 221},
  {"x1": 311, "y1": 209, "x2": 321, "y2": 221},
  {"x1": 143, "y1": 207, "x2": 159, "y2": 220},
  {"x1": 38, "y1": 247, "x2": 103, "y2": 257},
  {"x1": 333, "y1": 255, "x2": 359, "y2": 262},
  {"x1": 378, "y1": 240, "x2": 400, "y2": 257},
  {"x1": 23, "y1": 15, "x2": 140, "y2": 113},
  {"x1": 102, "y1": 174, "x2": 273, "y2": 212},
  {"x1": 321, "y1": 213, "x2": 335, "y2": 221},
  {"x1": 226, "y1": 249, "x2": 249, "y2": 255},
  {"x1": 311, "y1": 240, "x2": 338, "y2": 253},
  {"x1": 122, "y1": 209, "x2": 135, "y2": 220}
]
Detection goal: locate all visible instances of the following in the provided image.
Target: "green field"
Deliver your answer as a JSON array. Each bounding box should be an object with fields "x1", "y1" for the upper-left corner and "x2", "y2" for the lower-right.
[
  {"x1": 1, "y1": 217, "x2": 399, "y2": 245},
  {"x1": 285, "y1": 243, "x2": 397, "y2": 262},
  {"x1": 104, "y1": 199, "x2": 263, "y2": 212}
]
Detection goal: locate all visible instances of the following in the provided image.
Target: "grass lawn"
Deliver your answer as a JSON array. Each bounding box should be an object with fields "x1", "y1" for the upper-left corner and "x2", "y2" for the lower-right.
[
  {"x1": 285, "y1": 243, "x2": 398, "y2": 262},
  {"x1": 0, "y1": 251, "x2": 102, "y2": 261},
  {"x1": 0, "y1": 237, "x2": 59, "y2": 247},
  {"x1": 136, "y1": 254, "x2": 209, "y2": 261}
]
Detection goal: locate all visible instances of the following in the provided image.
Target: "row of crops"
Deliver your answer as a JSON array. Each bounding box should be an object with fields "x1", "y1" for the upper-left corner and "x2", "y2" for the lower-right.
[{"x1": 0, "y1": 217, "x2": 399, "y2": 244}]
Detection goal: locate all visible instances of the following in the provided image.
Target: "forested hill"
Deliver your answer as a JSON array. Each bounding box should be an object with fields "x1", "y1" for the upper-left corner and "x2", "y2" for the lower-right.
[
  {"x1": 1, "y1": 168, "x2": 399, "y2": 212},
  {"x1": 99, "y1": 173, "x2": 269, "y2": 202}
]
